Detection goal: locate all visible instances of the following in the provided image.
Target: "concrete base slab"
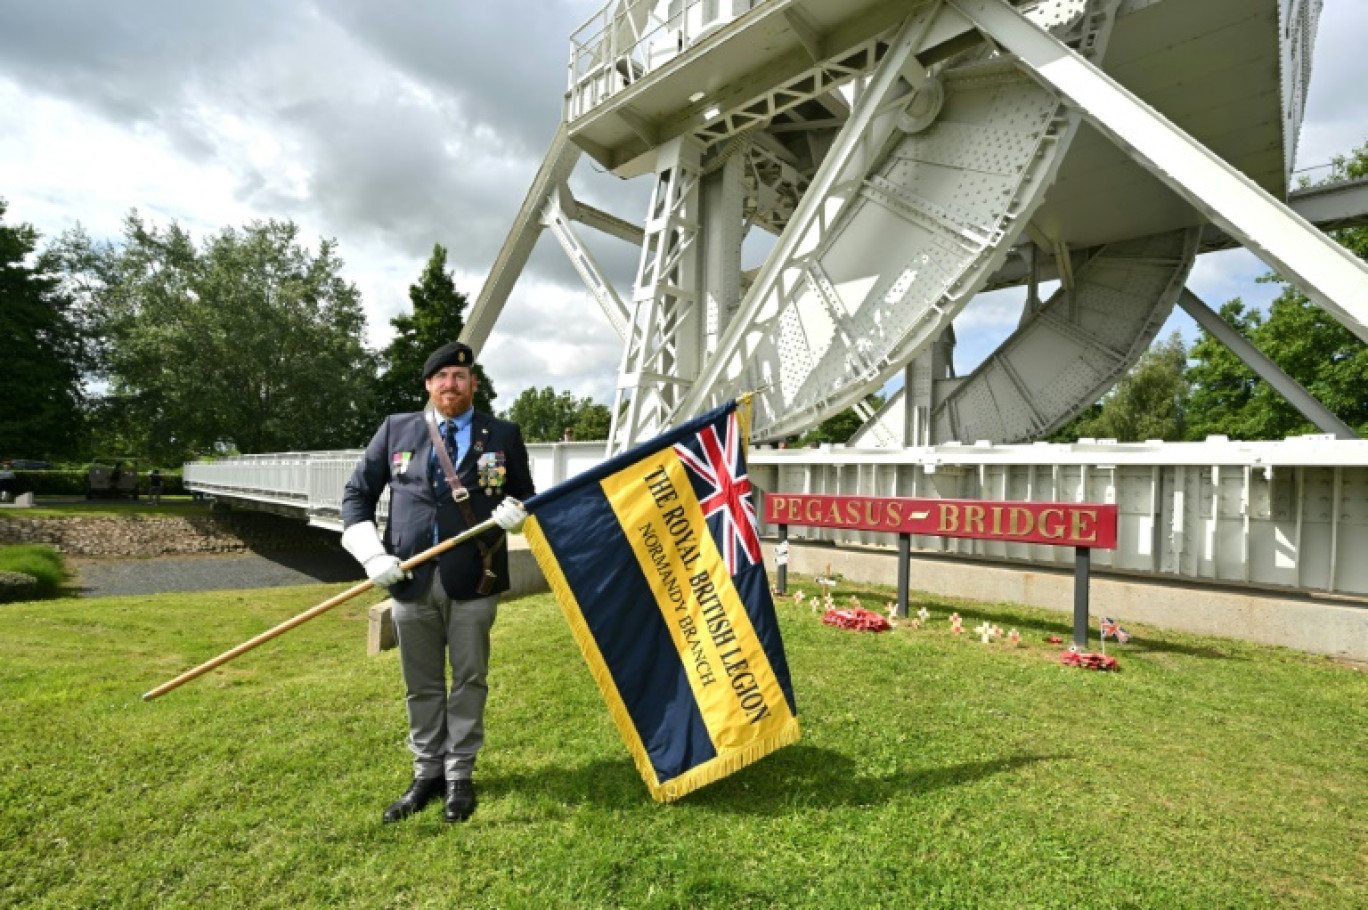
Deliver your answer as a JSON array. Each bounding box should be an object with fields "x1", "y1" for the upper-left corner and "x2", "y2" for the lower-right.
[{"x1": 771, "y1": 541, "x2": 1368, "y2": 663}]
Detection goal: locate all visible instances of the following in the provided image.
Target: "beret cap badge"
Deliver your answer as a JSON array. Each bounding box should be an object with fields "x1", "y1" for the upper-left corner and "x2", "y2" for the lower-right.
[{"x1": 422, "y1": 341, "x2": 476, "y2": 380}]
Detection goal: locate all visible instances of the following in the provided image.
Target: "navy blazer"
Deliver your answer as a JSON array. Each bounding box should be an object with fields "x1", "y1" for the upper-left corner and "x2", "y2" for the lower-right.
[{"x1": 342, "y1": 410, "x2": 535, "y2": 601}]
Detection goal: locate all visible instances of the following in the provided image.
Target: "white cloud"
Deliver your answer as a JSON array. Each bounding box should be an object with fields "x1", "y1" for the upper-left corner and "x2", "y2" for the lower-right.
[{"x1": 1, "y1": 0, "x2": 1364, "y2": 421}]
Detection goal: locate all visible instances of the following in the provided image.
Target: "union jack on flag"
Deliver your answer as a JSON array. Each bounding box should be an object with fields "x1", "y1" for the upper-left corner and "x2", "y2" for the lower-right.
[
  {"x1": 1100, "y1": 617, "x2": 1131, "y2": 643},
  {"x1": 674, "y1": 410, "x2": 762, "y2": 576},
  {"x1": 519, "y1": 399, "x2": 799, "y2": 802}
]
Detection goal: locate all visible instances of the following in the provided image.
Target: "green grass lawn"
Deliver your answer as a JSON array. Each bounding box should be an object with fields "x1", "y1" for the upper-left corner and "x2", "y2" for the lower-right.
[
  {"x1": 1, "y1": 577, "x2": 1365, "y2": 909},
  {"x1": 11, "y1": 497, "x2": 211, "y2": 519}
]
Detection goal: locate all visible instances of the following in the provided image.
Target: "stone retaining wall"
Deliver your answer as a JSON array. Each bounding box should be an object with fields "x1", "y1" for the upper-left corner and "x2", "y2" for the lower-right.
[{"x1": 0, "y1": 511, "x2": 346, "y2": 558}]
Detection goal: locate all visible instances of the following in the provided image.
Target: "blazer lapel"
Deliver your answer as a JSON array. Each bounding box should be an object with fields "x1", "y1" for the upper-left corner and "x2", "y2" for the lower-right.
[
  {"x1": 460, "y1": 412, "x2": 493, "y2": 474},
  {"x1": 412, "y1": 413, "x2": 436, "y2": 488}
]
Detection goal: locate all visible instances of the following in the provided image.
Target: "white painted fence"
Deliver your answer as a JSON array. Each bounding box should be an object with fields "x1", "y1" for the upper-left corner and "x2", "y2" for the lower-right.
[{"x1": 184, "y1": 436, "x2": 1368, "y2": 597}]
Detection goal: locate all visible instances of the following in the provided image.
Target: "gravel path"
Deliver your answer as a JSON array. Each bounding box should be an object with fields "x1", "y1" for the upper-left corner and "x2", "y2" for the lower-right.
[{"x1": 71, "y1": 551, "x2": 364, "y2": 598}]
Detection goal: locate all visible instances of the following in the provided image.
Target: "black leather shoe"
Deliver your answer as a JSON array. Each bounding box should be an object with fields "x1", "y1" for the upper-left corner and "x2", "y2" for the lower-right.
[
  {"x1": 444, "y1": 778, "x2": 477, "y2": 823},
  {"x1": 382, "y1": 776, "x2": 445, "y2": 824}
]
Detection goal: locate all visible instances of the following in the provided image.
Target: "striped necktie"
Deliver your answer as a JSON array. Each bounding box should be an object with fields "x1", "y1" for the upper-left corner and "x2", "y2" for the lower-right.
[{"x1": 444, "y1": 419, "x2": 460, "y2": 468}]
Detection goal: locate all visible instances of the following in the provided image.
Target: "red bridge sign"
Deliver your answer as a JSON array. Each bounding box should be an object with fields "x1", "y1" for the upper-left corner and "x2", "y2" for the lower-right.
[{"x1": 764, "y1": 494, "x2": 1118, "y2": 550}]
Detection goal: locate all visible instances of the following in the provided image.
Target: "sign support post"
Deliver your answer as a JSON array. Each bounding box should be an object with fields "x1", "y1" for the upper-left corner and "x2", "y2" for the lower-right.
[
  {"x1": 775, "y1": 523, "x2": 788, "y2": 595},
  {"x1": 896, "y1": 532, "x2": 911, "y2": 618},
  {"x1": 1073, "y1": 546, "x2": 1091, "y2": 651}
]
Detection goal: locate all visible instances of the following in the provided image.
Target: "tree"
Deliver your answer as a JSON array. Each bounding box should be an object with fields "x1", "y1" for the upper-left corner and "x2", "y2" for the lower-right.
[
  {"x1": 570, "y1": 400, "x2": 612, "y2": 441},
  {"x1": 1050, "y1": 333, "x2": 1190, "y2": 442},
  {"x1": 1186, "y1": 293, "x2": 1368, "y2": 440},
  {"x1": 1186, "y1": 143, "x2": 1368, "y2": 440},
  {"x1": 371, "y1": 245, "x2": 495, "y2": 421},
  {"x1": 55, "y1": 214, "x2": 376, "y2": 461},
  {"x1": 794, "y1": 396, "x2": 884, "y2": 447},
  {"x1": 0, "y1": 200, "x2": 89, "y2": 460},
  {"x1": 502, "y1": 386, "x2": 612, "y2": 442},
  {"x1": 1185, "y1": 300, "x2": 1274, "y2": 439}
]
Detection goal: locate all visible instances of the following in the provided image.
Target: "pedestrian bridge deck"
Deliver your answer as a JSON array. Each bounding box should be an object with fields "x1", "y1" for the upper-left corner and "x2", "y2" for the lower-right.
[{"x1": 184, "y1": 436, "x2": 1368, "y2": 599}]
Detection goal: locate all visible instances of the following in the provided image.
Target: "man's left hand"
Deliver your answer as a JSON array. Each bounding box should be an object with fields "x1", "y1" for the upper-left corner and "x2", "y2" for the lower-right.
[{"x1": 492, "y1": 497, "x2": 527, "y2": 534}]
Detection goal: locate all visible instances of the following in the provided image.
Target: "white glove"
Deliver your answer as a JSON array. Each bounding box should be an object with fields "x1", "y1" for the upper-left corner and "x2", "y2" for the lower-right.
[
  {"x1": 492, "y1": 497, "x2": 527, "y2": 534},
  {"x1": 341, "y1": 521, "x2": 410, "y2": 589}
]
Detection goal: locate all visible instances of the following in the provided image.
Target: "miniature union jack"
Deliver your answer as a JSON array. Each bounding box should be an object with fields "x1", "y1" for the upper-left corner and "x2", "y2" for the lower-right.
[
  {"x1": 674, "y1": 409, "x2": 762, "y2": 577},
  {"x1": 1100, "y1": 617, "x2": 1131, "y2": 643}
]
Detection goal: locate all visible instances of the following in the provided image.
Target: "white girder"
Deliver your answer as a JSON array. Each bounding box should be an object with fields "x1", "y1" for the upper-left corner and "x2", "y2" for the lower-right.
[
  {"x1": 1176, "y1": 288, "x2": 1359, "y2": 440},
  {"x1": 1276, "y1": 0, "x2": 1321, "y2": 182},
  {"x1": 674, "y1": 1, "x2": 1116, "y2": 443},
  {"x1": 461, "y1": 125, "x2": 581, "y2": 355},
  {"x1": 932, "y1": 227, "x2": 1199, "y2": 443},
  {"x1": 699, "y1": 151, "x2": 746, "y2": 357},
  {"x1": 541, "y1": 187, "x2": 632, "y2": 341},
  {"x1": 689, "y1": 32, "x2": 885, "y2": 154},
  {"x1": 609, "y1": 137, "x2": 706, "y2": 451},
  {"x1": 946, "y1": 0, "x2": 1368, "y2": 346}
]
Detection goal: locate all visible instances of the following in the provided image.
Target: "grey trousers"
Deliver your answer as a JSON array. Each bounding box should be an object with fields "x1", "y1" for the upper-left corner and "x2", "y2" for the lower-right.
[{"x1": 391, "y1": 573, "x2": 498, "y2": 781}]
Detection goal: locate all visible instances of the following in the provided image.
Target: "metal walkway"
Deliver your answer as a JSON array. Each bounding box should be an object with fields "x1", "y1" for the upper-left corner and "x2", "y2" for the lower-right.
[{"x1": 186, "y1": 435, "x2": 1368, "y2": 599}]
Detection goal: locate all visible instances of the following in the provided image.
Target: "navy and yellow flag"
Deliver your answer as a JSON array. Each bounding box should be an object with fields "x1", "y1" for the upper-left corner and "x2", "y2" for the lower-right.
[{"x1": 522, "y1": 400, "x2": 799, "y2": 802}]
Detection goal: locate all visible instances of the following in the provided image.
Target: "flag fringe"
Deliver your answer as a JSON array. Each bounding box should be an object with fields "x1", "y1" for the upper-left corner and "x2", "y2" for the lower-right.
[
  {"x1": 524, "y1": 515, "x2": 801, "y2": 803},
  {"x1": 652, "y1": 716, "x2": 801, "y2": 802},
  {"x1": 735, "y1": 393, "x2": 753, "y2": 458}
]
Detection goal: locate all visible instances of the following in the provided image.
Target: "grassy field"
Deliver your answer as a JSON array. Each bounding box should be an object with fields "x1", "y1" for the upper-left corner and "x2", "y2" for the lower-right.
[
  {"x1": 1, "y1": 576, "x2": 1365, "y2": 909},
  {"x1": 8, "y1": 497, "x2": 211, "y2": 519}
]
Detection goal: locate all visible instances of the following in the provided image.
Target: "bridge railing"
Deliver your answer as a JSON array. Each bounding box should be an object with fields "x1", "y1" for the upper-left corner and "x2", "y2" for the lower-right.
[
  {"x1": 185, "y1": 436, "x2": 1368, "y2": 597},
  {"x1": 567, "y1": 0, "x2": 763, "y2": 121},
  {"x1": 183, "y1": 442, "x2": 613, "y2": 531}
]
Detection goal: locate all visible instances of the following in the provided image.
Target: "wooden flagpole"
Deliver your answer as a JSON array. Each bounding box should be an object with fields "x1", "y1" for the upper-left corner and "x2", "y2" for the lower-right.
[{"x1": 142, "y1": 519, "x2": 497, "y2": 701}]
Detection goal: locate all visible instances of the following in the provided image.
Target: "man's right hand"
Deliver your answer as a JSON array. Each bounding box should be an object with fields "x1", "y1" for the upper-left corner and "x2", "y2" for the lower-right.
[
  {"x1": 341, "y1": 520, "x2": 411, "y2": 589},
  {"x1": 362, "y1": 554, "x2": 408, "y2": 589}
]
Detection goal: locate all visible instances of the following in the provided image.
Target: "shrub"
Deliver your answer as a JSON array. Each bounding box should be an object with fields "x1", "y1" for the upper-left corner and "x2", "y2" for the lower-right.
[
  {"x1": 0, "y1": 545, "x2": 67, "y2": 598},
  {"x1": 11, "y1": 469, "x2": 185, "y2": 497},
  {"x1": 0, "y1": 570, "x2": 39, "y2": 603},
  {"x1": 9, "y1": 470, "x2": 85, "y2": 496}
]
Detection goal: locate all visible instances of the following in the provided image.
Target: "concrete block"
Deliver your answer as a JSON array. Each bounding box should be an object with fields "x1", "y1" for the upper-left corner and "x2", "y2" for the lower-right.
[
  {"x1": 368, "y1": 600, "x2": 395, "y2": 655},
  {"x1": 506, "y1": 535, "x2": 549, "y2": 597}
]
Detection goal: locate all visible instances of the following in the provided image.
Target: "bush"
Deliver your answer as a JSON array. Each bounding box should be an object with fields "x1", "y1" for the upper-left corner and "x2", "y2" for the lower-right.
[
  {"x1": 11, "y1": 469, "x2": 185, "y2": 497},
  {"x1": 0, "y1": 570, "x2": 39, "y2": 603},
  {"x1": 0, "y1": 545, "x2": 67, "y2": 598},
  {"x1": 9, "y1": 470, "x2": 85, "y2": 496}
]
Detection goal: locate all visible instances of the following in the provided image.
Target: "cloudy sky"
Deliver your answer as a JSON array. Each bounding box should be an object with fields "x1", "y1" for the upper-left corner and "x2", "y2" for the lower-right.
[{"x1": 2, "y1": 1, "x2": 1365, "y2": 410}]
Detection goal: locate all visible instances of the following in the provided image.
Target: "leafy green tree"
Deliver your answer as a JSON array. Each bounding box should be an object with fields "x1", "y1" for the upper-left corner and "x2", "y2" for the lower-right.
[
  {"x1": 1186, "y1": 143, "x2": 1368, "y2": 439},
  {"x1": 0, "y1": 201, "x2": 89, "y2": 460},
  {"x1": 794, "y1": 396, "x2": 883, "y2": 446},
  {"x1": 1050, "y1": 333, "x2": 1189, "y2": 442},
  {"x1": 502, "y1": 386, "x2": 611, "y2": 442},
  {"x1": 371, "y1": 244, "x2": 495, "y2": 420},
  {"x1": 54, "y1": 213, "x2": 376, "y2": 461},
  {"x1": 570, "y1": 400, "x2": 612, "y2": 441}
]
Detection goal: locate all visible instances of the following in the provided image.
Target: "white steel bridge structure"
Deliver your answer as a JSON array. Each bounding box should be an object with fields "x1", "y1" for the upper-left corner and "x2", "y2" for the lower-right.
[{"x1": 187, "y1": 1, "x2": 1368, "y2": 649}]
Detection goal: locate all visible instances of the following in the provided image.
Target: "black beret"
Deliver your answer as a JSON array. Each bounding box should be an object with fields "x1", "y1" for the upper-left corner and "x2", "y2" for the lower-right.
[{"x1": 422, "y1": 341, "x2": 475, "y2": 380}]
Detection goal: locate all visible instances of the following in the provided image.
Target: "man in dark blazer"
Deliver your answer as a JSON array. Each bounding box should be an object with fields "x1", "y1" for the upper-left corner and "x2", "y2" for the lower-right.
[{"x1": 341, "y1": 340, "x2": 534, "y2": 824}]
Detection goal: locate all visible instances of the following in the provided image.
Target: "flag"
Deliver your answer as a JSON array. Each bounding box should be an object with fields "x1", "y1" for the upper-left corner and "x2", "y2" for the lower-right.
[
  {"x1": 522, "y1": 400, "x2": 799, "y2": 802},
  {"x1": 1100, "y1": 617, "x2": 1131, "y2": 643}
]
